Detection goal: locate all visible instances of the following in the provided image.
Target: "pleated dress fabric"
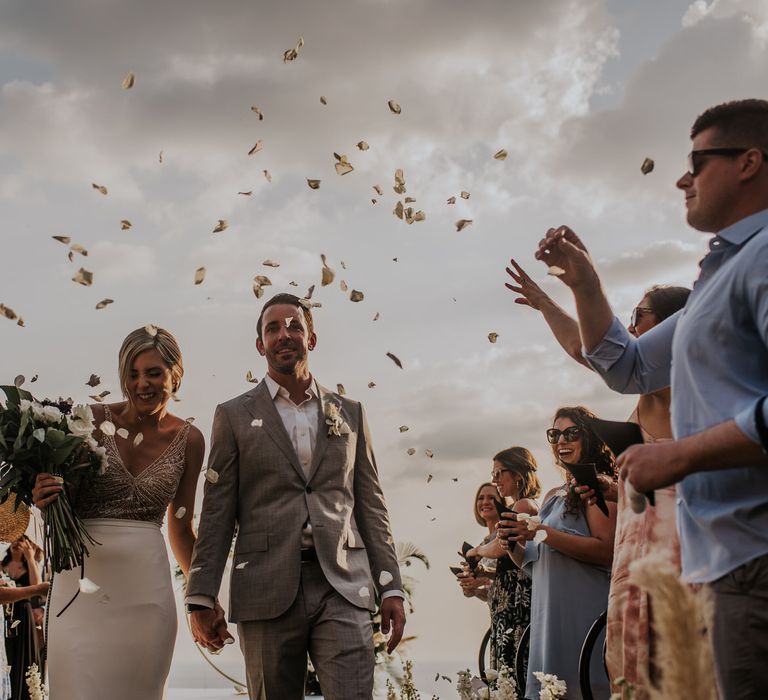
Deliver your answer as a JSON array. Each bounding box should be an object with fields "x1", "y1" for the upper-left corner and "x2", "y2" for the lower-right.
[{"x1": 46, "y1": 409, "x2": 188, "y2": 700}]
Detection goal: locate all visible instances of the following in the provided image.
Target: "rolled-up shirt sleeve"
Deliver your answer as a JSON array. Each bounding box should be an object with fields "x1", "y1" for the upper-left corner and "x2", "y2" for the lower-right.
[
  {"x1": 583, "y1": 312, "x2": 680, "y2": 395},
  {"x1": 734, "y1": 398, "x2": 767, "y2": 445}
]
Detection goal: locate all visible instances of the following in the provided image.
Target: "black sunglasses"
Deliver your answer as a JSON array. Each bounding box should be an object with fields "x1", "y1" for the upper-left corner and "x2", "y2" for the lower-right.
[
  {"x1": 686, "y1": 147, "x2": 768, "y2": 177},
  {"x1": 546, "y1": 426, "x2": 582, "y2": 444},
  {"x1": 491, "y1": 468, "x2": 510, "y2": 481},
  {"x1": 630, "y1": 306, "x2": 654, "y2": 327}
]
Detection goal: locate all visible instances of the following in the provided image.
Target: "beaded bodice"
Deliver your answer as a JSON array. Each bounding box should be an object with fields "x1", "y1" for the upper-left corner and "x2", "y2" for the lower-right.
[{"x1": 75, "y1": 407, "x2": 189, "y2": 524}]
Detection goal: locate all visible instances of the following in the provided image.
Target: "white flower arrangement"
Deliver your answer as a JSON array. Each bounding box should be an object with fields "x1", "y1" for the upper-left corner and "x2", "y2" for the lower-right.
[
  {"x1": 532, "y1": 672, "x2": 567, "y2": 700},
  {"x1": 25, "y1": 663, "x2": 48, "y2": 700},
  {"x1": 456, "y1": 666, "x2": 518, "y2": 699}
]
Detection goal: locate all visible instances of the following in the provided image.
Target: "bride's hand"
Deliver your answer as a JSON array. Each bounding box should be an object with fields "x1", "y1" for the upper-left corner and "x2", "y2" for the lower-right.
[{"x1": 32, "y1": 473, "x2": 64, "y2": 509}]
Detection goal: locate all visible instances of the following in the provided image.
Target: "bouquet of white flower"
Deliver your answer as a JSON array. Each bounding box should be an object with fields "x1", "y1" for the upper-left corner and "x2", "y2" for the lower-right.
[{"x1": 0, "y1": 385, "x2": 106, "y2": 573}]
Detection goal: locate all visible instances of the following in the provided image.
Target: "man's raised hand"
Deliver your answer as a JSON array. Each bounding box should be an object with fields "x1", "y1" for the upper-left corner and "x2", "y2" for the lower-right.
[{"x1": 534, "y1": 225, "x2": 595, "y2": 289}]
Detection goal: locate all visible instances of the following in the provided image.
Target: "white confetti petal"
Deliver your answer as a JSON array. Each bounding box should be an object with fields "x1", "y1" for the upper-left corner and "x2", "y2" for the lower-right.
[
  {"x1": 189, "y1": 567, "x2": 202, "y2": 574},
  {"x1": 358, "y1": 586, "x2": 370, "y2": 598},
  {"x1": 79, "y1": 577, "x2": 100, "y2": 594},
  {"x1": 133, "y1": 432, "x2": 143, "y2": 447},
  {"x1": 250, "y1": 418, "x2": 263, "y2": 427},
  {"x1": 174, "y1": 507, "x2": 187, "y2": 519},
  {"x1": 116, "y1": 428, "x2": 129, "y2": 439},
  {"x1": 99, "y1": 420, "x2": 116, "y2": 436},
  {"x1": 235, "y1": 561, "x2": 249, "y2": 569},
  {"x1": 205, "y1": 468, "x2": 220, "y2": 484},
  {"x1": 547, "y1": 266, "x2": 566, "y2": 277},
  {"x1": 533, "y1": 530, "x2": 548, "y2": 544},
  {"x1": 10, "y1": 620, "x2": 20, "y2": 630},
  {"x1": 379, "y1": 570, "x2": 393, "y2": 586},
  {"x1": 32, "y1": 428, "x2": 45, "y2": 442}
]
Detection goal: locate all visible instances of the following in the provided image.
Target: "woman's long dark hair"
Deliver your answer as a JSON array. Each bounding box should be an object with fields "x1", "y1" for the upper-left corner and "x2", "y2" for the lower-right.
[{"x1": 553, "y1": 406, "x2": 616, "y2": 517}]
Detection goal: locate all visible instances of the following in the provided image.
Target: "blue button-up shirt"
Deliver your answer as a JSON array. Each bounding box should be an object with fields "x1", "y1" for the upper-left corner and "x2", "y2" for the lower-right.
[{"x1": 584, "y1": 208, "x2": 768, "y2": 583}]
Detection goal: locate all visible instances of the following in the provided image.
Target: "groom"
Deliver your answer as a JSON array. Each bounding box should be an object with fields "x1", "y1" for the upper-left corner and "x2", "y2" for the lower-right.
[{"x1": 186, "y1": 292, "x2": 405, "y2": 699}]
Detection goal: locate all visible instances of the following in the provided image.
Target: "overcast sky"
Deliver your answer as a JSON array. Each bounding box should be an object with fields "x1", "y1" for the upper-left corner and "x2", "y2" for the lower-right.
[{"x1": 2, "y1": 0, "x2": 768, "y2": 694}]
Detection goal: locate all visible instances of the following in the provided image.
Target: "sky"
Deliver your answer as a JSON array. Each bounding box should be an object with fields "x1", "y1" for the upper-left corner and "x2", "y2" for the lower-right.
[{"x1": 2, "y1": 0, "x2": 768, "y2": 694}]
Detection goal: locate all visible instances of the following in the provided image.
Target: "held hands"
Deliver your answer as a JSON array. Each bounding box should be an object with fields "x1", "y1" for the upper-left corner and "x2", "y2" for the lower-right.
[
  {"x1": 380, "y1": 596, "x2": 406, "y2": 654},
  {"x1": 496, "y1": 511, "x2": 537, "y2": 546},
  {"x1": 32, "y1": 473, "x2": 64, "y2": 509},
  {"x1": 534, "y1": 225, "x2": 595, "y2": 289},
  {"x1": 190, "y1": 601, "x2": 234, "y2": 653}
]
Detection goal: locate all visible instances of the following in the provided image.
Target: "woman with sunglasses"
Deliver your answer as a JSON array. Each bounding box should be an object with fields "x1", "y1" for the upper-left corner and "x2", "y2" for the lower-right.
[
  {"x1": 505, "y1": 263, "x2": 690, "y2": 698},
  {"x1": 466, "y1": 449, "x2": 541, "y2": 677},
  {"x1": 500, "y1": 407, "x2": 617, "y2": 700}
]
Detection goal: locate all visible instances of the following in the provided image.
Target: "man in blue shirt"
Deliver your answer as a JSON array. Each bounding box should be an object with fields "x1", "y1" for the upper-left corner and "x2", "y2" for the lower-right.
[{"x1": 533, "y1": 99, "x2": 768, "y2": 699}]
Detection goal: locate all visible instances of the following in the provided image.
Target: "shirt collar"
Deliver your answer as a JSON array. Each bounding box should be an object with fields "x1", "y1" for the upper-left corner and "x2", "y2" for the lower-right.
[
  {"x1": 715, "y1": 207, "x2": 768, "y2": 246},
  {"x1": 264, "y1": 373, "x2": 319, "y2": 404}
]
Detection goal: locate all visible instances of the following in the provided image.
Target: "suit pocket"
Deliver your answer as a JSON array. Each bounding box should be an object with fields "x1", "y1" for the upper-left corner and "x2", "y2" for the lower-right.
[{"x1": 235, "y1": 531, "x2": 269, "y2": 555}]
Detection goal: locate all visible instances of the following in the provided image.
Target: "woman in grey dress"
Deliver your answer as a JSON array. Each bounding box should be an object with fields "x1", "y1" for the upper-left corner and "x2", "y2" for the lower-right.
[{"x1": 502, "y1": 406, "x2": 617, "y2": 699}]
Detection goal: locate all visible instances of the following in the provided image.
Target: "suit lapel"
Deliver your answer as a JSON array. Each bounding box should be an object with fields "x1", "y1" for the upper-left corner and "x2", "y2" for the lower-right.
[
  {"x1": 307, "y1": 383, "x2": 334, "y2": 483},
  {"x1": 243, "y1": 381, "x2": 306, "y2": 482}
]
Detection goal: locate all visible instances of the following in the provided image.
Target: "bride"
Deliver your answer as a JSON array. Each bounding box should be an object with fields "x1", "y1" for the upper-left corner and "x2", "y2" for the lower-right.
[{"x1": 32, "y1": 326, "x2": 208, "y2": 699}]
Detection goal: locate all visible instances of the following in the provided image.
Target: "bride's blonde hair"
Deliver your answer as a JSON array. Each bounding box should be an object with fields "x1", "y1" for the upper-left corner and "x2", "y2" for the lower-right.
[{"x1": 118, "y1": 327, "x2": 184, "y2": 402}]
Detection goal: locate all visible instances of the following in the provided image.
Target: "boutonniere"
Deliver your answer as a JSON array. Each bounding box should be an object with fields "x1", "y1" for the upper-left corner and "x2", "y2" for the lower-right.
[{"x1": 324, "y1": 401, "x2": 343, "y2": 437}]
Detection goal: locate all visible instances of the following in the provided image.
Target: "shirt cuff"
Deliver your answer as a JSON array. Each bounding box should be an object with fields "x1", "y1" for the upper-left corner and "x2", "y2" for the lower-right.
[
  {"x1": 381, "y1": 590, "x2": 405, "y2": 600},
  {"x1": 184, "y1": 595, "x2": 215, "y2": 609},
  {"x1": 734, "y1": 398, "x2": 766, "y2": 445},
  {"x1": 582, "y1": 316, "x2": 630, "y2": 371}
]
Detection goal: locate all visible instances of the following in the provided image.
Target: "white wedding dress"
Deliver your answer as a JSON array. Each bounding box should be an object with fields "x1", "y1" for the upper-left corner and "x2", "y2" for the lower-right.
[{"x1": 47, "y1": 408, "x2": 189, "y2": 700}]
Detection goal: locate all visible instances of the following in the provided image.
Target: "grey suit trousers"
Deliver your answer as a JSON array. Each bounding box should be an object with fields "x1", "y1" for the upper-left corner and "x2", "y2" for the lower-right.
[{"x1": 238, "y1": 560, "x2": 374, "y2": 700}]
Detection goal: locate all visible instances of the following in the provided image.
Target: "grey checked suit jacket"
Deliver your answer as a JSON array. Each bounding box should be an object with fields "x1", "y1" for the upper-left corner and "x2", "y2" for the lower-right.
[{"x1": 186, "y1": 380, "x2": 403, "y2": 622}]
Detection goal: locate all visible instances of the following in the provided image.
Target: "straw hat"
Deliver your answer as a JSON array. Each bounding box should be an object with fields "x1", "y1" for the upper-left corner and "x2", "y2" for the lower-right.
[{"x1": 0, "y1": 498, "x2": 31, "y2": 544}]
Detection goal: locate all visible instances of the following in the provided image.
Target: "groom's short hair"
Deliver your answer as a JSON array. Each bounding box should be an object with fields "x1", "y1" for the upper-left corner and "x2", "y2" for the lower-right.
[{"x1": 257, "y1": 293, "x2": 315, "y2": 340}]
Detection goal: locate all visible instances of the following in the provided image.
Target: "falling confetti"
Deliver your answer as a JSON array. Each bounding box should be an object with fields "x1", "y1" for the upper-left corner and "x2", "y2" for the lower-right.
[
  {"x1": 235, "y1": 561, "x2": 249, "y2": 569},
  {"x1": 641, "y1": 157, "x2": 655, "y2": 175},
  {"x1": 263, "y1": 170, "x2": 272, "y2": 182},
  {"x1": 121, "y1": 72, "x2": 135, "y2": 89},
  {"x1": 262, "y1": 260, "x2": 280, "y2": 267},
  {"x1": 455, "y1": 219, "x2": 473, "y2": 232},
  {"x1": 393, "y1": 169, "x2": 406, "y2": 195},
  {"x1": 372, "y1": 312, "x2": 380, "y2": 321},
  {"x1": 95, "y1": 299, "x2": 113, "y2": 310},
  {"x1": 388, "y1": 100, "x2": 401, "y2": 115},
  {"x1": 340, "y1": 280, "x2": 348, "y2": 292},
  {"x1": 447, "y1": 196, "x2": 456, "y2": 204},
  {"x1": 205, "y1": 468, "x2": 220, "y2": 484},
  {"x1": 92, "y1": 183, "x2": 108, "y2": 195},
  {"x1": 174, "y1": 507, "x2": 187, "y2": 519},
  {"x1": 334, "y1": 154, "x2": 354, "y2": 176},
  {"x1": 251, "y1": 106, "x2": 264, "y2": 120},
  {"x1": 250, "y1": 418, "x2": 263, "y2": 428},
  {"x1": 194, "y1": 267, "x2": 206, "y2": 285},
  {"x1": 52, "y1": 235, "x2": 71, "y2": 245},
  {"x1": 488, "y1": 332, "x2": 499, "y2": 343},
  {"x1": 336, "y1": 383, "x2": 346, "y2": 395},
  {"x1": 493, "y1": 149, "x2": 508, "y2": 160},
  {"x1": 238, "y1": 191, "x2": 253, "y2": 196},
  {"x1": 212, "y1": 219, "x2": 228, "y2": 233},
  {"x1": 70, "y1": 243, "x2": 88, "y2": 257},
  {"x1": 407, "y1": 448, "x2": 416, "y2": 456},
  {"x1": 289, "y1": 281, "x2": 298, "y2": 287},
  {"x1": 547, "y1": 266, "x2": 566, "y2": 277},
  {"x1": 425, "y1": 450, "x2": 434, "y2": 459},
  {"x1": 99, "y1": 421, "x2": 116, "y2": 436},
  {"x1": 460, "y1": 191, "x2": 470, "y2": 199},
  {"x1": 358, "y1": 586, "x2": 370, "y2": 598},
  {"x1": 86, "y1": 374, "x2": 101, "y2": 387},
  {"x1": 427, "y1": 474, "x2": 433, "y2": 483},
  {"x1": 307, "y1": 179, "x2": 321, "y2": 190},
  {"x1": 283, "y1": 36, "x2": 304, "y2": 63},
  {"x1": 386, "y1": 352, "x2": 403, "y2": 369},
  {"x1": 368, "y1": 382, "x2": 376, "y2": 389},
  {"x1": 246, "y1": 370, "x2": 259, "y2": 383},
  {"x1": 72, "y1": 268, "x2": 94, "y2": 286},
  {"x1": 13, "y1": 375, "x2": 24, "y2": 388},
  {"x1": 393, "y1": 201, "x2": 404, "y2": 220},
  {"x1": 320, "y1": 255, "x2": 335, "y2": 286},
  {"x1": 89, "y1": 391, "x2": 111, "y2": 402},
  {"x1": 373, "y1": 185, "x2": 383, "y2": 196},
  {"x1": 349, "y1": 290, "x2": 364, "y2": 302},
  {"x1": 248, "y1": 140, "x2": 263, "y2": 156},
  {"x1": 120, "y1": 220, "x2": 132, "y2": 230},
  {"x1": 159, "y1": 150, "x2": 164, "y2": 164},
  {"x1": 133, "y1": 433, "x2": 143, "y2": 447},
  {"x1": 305, "y1": 284, "x2": 315, "y2": 299},
  {"x1": 320, "y1": 95, "x2": 327, "y2": 105},
  {"x1": 398, "y1": 426, "x2": 409, "y2": 433},
  {"x1": 116, "y1": 428, "x2": 129, "y2": 439},
  {"x1": 356, "y1": 141, "x2": 369, "y2": 151},
  {"x1": 145, "y1": 324, "x2": 158, "y2": 337},
  {"x1": 379, "y1": 570, "x2": 394, "y2": 586}
]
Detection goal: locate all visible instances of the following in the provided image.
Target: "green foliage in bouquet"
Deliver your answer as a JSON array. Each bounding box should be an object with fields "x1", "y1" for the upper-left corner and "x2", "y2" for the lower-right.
[{"x1": 0, "y1": 385, "x2": 106, "y2": 572}]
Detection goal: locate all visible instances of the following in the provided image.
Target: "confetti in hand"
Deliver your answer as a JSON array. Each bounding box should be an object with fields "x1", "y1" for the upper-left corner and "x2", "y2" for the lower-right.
[{"x1": 121, "y1": 72, "x2": 135, "y2": 89}]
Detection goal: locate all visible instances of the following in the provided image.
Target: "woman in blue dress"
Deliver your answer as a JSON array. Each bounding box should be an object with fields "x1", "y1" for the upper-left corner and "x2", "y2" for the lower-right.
[{"x1": 501, "y1": 406, "x2": 617, "y2": 699}]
